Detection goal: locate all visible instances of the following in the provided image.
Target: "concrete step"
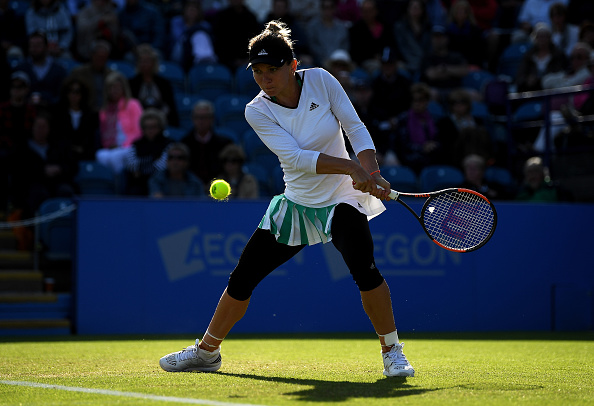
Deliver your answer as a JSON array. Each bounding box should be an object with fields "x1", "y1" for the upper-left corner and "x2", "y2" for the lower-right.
[
  {"x1": 0, "y1": 293, "x2": 72, "y2": 336},
  {"x1": 0, "y1": 230, "x2": 17, "y2": 250},
  {"x1": 0, "y1": 270, "x2": 43, "y2": 292},
  {"x1": 0, "y1": 293, "x2": 61, "y2": 303},
  {"x1": 0, "y1": 319, "x2": 71, "y2": 336},
  {"x1": 0, "y1": 250, "x2": 35, "y2": 270}
]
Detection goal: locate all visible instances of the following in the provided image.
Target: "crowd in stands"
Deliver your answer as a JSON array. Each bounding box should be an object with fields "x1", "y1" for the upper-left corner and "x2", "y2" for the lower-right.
[{"x1": 2, "y1": 0, "x2": 593, "y2": 228}]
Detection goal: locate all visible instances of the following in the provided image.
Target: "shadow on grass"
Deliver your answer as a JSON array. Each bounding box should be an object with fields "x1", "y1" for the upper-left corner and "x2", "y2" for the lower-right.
[{"x1": 217, "y1": 372, "x2": 438, "y2": 402}]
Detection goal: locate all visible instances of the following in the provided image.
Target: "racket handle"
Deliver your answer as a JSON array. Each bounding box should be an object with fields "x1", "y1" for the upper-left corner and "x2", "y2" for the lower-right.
[{"x1": 377, "y1": 186, "x2": 399, "y2": 200}]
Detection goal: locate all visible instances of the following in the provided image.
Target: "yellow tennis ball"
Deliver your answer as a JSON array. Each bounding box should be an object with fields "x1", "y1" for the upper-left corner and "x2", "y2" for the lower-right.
[{"x1": 210, "y1": 179, "x2": 231, "y2": 200}]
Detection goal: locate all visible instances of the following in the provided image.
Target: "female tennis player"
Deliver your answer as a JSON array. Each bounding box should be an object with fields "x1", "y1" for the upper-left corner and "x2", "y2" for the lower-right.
[{"x1": 159, "y1": 20, "x2": 414, "y2": 378}]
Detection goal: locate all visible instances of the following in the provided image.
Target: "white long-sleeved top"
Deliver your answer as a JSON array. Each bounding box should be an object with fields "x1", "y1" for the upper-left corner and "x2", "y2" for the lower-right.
[{"x1": 245, "y1": 68, "x2": 384, "y2": 217}]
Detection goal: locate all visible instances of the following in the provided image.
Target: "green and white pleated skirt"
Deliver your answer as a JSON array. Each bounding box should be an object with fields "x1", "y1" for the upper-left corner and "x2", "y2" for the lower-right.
[{"x1": 259, "y1": 194, "x2": 338, "y2": 246}]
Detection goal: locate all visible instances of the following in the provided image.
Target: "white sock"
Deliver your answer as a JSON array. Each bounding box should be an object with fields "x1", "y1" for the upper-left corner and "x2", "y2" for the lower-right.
[{"x1": 378, "y1": 330, "x2": 399, "y2": 347}]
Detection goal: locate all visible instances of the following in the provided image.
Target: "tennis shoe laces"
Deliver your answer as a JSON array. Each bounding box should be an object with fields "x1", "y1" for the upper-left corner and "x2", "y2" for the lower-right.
[
  {"x1": 159, "y1": 339, "x2": 221, "y2": 372},
  {"x1": 382, "y1": 343, "x2": 414, "y2": 377}
]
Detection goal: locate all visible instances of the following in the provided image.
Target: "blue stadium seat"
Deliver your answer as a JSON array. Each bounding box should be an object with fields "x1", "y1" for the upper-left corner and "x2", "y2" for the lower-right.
[
  {"x1": 419, "y1": 165, "x2": 464, "y2": 191},
  {"x1": 381, "y1": 165, "x2": 418, "y2": 192},
  {"x1": 513, "y1": 101, "x2": 544, "y2": 122},
  {"x1": 462, "y1": 70, "x2": 495, "y2": 93},
  {"x1": 214, "y1": 126, "x2": 241, "y2": 144},
  {"x1": 243, "y1": 129, "x2": 278, "y2": 173},
  {"x1": 107, "y1": 60, "x2": 136, "y2": 78},
  {"x1": 243, "y1": 161, "x2": 271, "y2": 197},
  {"x1": 174, "y1": 92, "x2": 205, "y2": 130},
  {"x1": 484, "y1": 166, "x2": 515, "y2": 188},
  {"x1": 497, "y1": 42, "x2": 531, "y2": 79},
  {"x1": 165, "y1": 126, "x2": 187, "y2": 141},
  {"x1": 75, "y1": 161, "x2": 117, "y2": 195},
  {"x1": 471, "y1": 101, "x2": 490, "y2": 120},
  {"x1": 36, "y1": 197, "x2": 75, "y2": 262},
  {"x1": 10, "y1": 0, "x2": 29, "y2": 16},
  {"x1": 234, "y1": 67, "x2": 261, "y2": 97},
  {"x1": 159, "y1": 60, "x2": 186, "y2": 93},
  {"x1": 214, "y1": 94, "x2": 252, "y2": 136},
  {"x1": 427, "y1": 100, "x2": 446, "y2": 119},
  {"x1": 270, "y1": 165, "x2": 285, "y2": 195},
  {"x1": 187, "y1": 63, "x2": 233, "y2": 102},
  {"x1": 54, "y1": 57, "x2": 81, "y2": 74}
]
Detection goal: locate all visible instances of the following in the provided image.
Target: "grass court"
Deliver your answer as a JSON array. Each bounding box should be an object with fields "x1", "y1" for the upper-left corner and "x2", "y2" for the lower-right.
[{"x1": 1, "y1": 332, "x2": 593, "y2": 405}]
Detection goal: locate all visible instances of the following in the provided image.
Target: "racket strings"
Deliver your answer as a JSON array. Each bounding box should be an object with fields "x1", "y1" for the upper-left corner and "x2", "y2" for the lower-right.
[{"x1": 422, "y1": 191, "x2": 495, "y2": 251}]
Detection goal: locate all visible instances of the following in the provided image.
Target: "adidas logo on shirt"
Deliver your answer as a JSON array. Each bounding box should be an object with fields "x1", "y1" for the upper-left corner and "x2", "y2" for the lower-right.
[
  {"x1": 309, "y1": 102, "x2": 319, "y2": 111},
  {"x1": 258, "y1": 49, "x2": 268, "y2": 55}
]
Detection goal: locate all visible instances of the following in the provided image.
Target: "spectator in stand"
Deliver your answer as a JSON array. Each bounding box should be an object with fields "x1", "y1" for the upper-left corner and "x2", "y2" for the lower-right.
[
  {"x1": 10, "y1": 111, "x2": 75, "y2": 250},
  {"x1": 212, "y1": 0, "x2": 261, "y2": 71},
  {"x1": 515, "y1": 156, "x2": 561, "y2": 201},
  {"x1": 515, "y1": 22, "x2": 567, "y2": 92},
  {"x1": 512, "y1": 0, "x2": 569, "y2": 44},
  {"x1": 118, "y1": 0, "x2": 166, "y2": 60},
  {"x1": 549, "y1": 2, "x2": 580, "y2": 57},
  {"x1": 96, "y1": 71, "x2": 143, "y2": 174},
  {"x1": 264, "y1": 0, "x2": 311, "y2": 63},
  {"x1": 75, "y1": 0, "x2": 121, "y2": 62},
  {"x1": 244, "y1": 0, "x2": 272, "y2": 23},
  {"x1": 420, "y1": 25, "x2": 470, "y2": 102},
  {"x1": 393, "y1": 0, "x2": 433, "y2": 77},
  {"x1": 217, "y1": 143, "x2": 259, "y2": 199},
  {"x1": 306, "y1": 0, "x2": 350, "y2": 67},
  {"x1": 348, "y1": 0, "x2": 396, "y2": 74},
  {"x1": 169, "y1": 0, "x2": 217, "y2": 72},
  {"x1": 25, "y1": 0, "x2": 73, "y2": 58},
  {"x1": 11, "y1": 111, "x2": 76, "y2": 220},
  {"x1": 459, "y1": 0, "x2": 499, "y2": 32},
  {"x1": 578, "y1": 21, "x2": 594, "y2": 50},
  {"x1": 51, "y1": 77, "x2": 100, "y2": 164},
  {"x1": 68, "y1": 40, "x2": 114, "y2": 112},
  {"x1": 533, "y1": 41, "x2": 592, "y2": 152},
  {"x1": 288, "y1": 0, "x2": 319, "y2": 26},
  {"x1": 424, "y1": 0, "x2": 448, "y2": 27},
  {"x1": 0, "y1": 49, "x2": 9, "y2": 103},
  {"x1": 368, "y1": 47, "x2": 413, "y2": 160},
  {"x1": 335, "y1": 0, "x2": 361, "y2": 24},
  {"x1": 0, "y1": 71, "x2": 37, "y2": 214},
  {"x1": 0, "y1": 0, "x2": 27, "y2": 60},
  {"x1": 445, "y1": 0, "x2": 487, "y2": 68},
  {"x1": 129, "y1": 44, "x2": 179, "y2": 128},
  {"x1": 571, "y1": 51, "x2": 594, "y2": 115},
  {"x1": 181, "y1": 99, "x2": 234, "y2": 188},
  {"x1": 149, "y1": 142, "x2": 205, "y2": 198},
  {"x1": 550, "y1": 50, "x2": 594, "y2": 150},
  {"x1": 124, "y1": 108, "x2": 171, "y2": 195},
  {"x1": 324, "y1": 49, "x2": 356, "y2": 99},
  {"x1": 14, "y1": 31, "x2": 67, "y2": 107},
  {"x1": 0, "y1": 71, "x2": 37, "y2": 150},
  {"x1": 350, "y1": 76, "x2": 380, "y2": 160},
  {"x1": 459, "y1": 154, "x2": 513, "y2": 200},
  {"x1": 436, "y1": 88, "x2": 492, "y2": 169},
  {"x1": 393, "y1": 82, "x2": 446, "y2": 173}
]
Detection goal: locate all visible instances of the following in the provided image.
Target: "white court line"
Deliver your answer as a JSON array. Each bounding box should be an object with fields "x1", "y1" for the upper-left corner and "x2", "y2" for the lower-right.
[{"x1": 0, "y1": 380, "x2": 265, "y2": 406}]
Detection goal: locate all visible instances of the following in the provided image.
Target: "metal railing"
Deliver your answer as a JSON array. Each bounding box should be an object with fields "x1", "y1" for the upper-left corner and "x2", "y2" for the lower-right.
[{"x1": 506, "y1": 83, "x2": 594, "y2": 170}]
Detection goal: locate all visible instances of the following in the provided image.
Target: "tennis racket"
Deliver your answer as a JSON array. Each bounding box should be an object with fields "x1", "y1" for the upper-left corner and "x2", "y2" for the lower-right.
[{"x1": 385, "y1": 188, "x2": 497, "y2": 253}]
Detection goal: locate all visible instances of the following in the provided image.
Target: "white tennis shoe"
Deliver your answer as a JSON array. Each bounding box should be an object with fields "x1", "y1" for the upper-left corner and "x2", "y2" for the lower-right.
[
  {"x1": 382, "y1": 343, "x2": 415, "y2": 377},
  {"x1": 159, "y1": 339, "x2": 221, "y2": 372}
]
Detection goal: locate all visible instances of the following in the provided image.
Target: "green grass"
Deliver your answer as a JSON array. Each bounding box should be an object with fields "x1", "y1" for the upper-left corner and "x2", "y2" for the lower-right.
[{"x1": 1, "y1": 332, "x2": 593, "y2": 405}]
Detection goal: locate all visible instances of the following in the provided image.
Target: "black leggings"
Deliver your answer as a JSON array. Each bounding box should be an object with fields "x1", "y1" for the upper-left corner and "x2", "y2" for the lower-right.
[{"x1": 226, "y1": 203, "x2": 384, "y2": 301}]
